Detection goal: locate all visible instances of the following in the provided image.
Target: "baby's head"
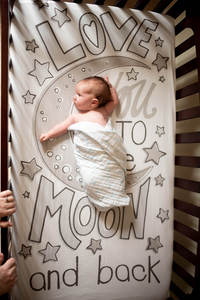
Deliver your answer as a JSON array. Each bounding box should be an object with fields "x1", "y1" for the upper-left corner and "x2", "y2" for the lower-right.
[{"x1": 79, "y1": 76, "x2": 111, "y2": 108}]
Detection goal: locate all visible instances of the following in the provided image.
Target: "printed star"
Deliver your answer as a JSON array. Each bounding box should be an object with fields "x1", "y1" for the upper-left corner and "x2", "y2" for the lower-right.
[
  {"x1": 51, "y1": 8, "x2": 71, "y2": 27},
  {"x1": 155, "y1": 37, "x2": 164, "y2": 47},
  {"x1": 39, "y1": 242, "x2": 61, "y2": 263},
  {"x1": 155, "y1": 174, "x2": 165, "y2": 186},
  {"x1": 152, "y1": 53, "x2": 169, "y2": 71},
  {"x1": 28, "y1": 59, "x2": 53, "y2": 86},
  {"x1": 34, "y1": 0, "x2": 49, "y2": 9},
  {"x1": 147, "y1": 236, "x2": 163, "y2": 253},
  {"x1": 156, "y1": 126, "x2": 165, "y2": 137},
  {"x1": 25, "y1": 39, "x2": 39, "y2": 53},
  {"x1": 159, "y1": 76, "x2": 165, "y2": 83},
  {"x1": 157, "y1": 208, "x2": 169, "y2": 223},
  {"x1": 144, "y1": 142, "x2": 166, "y2": 165},
  {"x1": 20, "y1": 158, "x2": 42, "y2": 180},
  {"x1": 127, "y1": 68, "x2": 139, "y2": 80},
  {"x1": 18, "y1": 244, "x2": 32, "y2": 259},
  {"x1": 23, "y1": 191, "x2": 30, "y2": 198},
  {"x1": 22, "y1": 90, "x2": 36, "y2": 104},
  {"x1": 87, "y1": 238, "x2": 102, "y2": 254}
]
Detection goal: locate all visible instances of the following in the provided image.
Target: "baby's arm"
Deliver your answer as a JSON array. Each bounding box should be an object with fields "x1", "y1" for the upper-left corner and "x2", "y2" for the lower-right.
[
  {"x1": 39, "y1": 114, "x2": 75, "y2": 142},
  {"x1": 103, "y1": 77, "x2": 119, "y2": 115}
]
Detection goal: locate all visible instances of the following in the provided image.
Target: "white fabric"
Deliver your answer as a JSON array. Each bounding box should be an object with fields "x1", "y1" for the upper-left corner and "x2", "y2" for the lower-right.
[
  {"x1": 10, "y1": 1, "x2": 175, "y2": 300},
  {"x1": 68, "y1": 118, "x2": 130, "y2": 211}
]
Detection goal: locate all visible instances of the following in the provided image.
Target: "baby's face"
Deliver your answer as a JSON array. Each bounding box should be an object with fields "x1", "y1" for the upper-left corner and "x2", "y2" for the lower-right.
[{"x1": 73, "y1": 81, "x2": 96, "y2": 111}]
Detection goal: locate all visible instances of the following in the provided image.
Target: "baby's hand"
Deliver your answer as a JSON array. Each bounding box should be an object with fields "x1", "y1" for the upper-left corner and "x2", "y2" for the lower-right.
[
  {"x1": 39, "y1": 133, "x2": 49, "y2": 143},
  {"x1": 104, "y1": 76, "x2": 112, "y2": 88},
  {"x1": 104, "y1": 77, "x2": 118, "y2": 102}
]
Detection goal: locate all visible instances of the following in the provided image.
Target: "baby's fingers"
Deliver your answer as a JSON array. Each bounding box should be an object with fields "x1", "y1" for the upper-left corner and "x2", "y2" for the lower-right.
[
  {"x1": 39, "y1": 134, "x2": 46, "y2": 142},
  {"x1": 104, "y1": 77, "x2": 112, "y2": 87}
]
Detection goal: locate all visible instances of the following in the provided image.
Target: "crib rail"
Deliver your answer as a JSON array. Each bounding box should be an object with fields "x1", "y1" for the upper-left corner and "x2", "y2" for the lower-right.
[
  {"x1": 174, "y1": 3, "x2": 200, "y2": 299},
  {"x1": 1, "y1": 0, "x2": 200, "y2": 300}
]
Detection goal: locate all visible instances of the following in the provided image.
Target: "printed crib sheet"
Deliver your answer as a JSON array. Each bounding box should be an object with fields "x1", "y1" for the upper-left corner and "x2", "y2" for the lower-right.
[{"x1": 9, "y1": 1, "x2": 175, "y2": 299}]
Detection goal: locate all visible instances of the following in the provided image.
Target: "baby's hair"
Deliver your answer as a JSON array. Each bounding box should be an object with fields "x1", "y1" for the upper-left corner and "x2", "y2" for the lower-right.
[{"x1": 80, "y1": 76, "x2": 111, "y2": 108}]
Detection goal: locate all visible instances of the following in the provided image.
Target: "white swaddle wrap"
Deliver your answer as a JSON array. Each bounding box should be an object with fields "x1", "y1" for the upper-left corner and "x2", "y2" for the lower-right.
[{"x1": 68, "y1": 117, "x2": 130, "y2": 211}]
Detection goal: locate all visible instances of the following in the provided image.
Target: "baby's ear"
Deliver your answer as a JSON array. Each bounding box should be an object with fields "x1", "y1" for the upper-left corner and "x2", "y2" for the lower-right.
[{"x1": 91, "y1": 98, "x2": 99, "y2": 108}]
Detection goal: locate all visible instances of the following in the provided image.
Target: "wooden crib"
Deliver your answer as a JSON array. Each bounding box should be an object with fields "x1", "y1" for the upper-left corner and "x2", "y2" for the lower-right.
[{"x1": 1, "y1": 0, "x2": 199, "y2": 299}]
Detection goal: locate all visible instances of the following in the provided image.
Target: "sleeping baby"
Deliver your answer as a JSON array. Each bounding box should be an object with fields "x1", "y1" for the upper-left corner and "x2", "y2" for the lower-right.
[{"x1": 39, "y1": 76, "x2": 130, "y2": 211}]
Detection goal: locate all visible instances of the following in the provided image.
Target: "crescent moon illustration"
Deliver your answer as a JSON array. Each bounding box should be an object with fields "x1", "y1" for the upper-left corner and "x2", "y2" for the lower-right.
[
  {"x1": 125, "y1": 166, "x2": 153, "y2": 189},
  {"x1": 35, "y1": 56, "x2": 150, "y2": 191}
]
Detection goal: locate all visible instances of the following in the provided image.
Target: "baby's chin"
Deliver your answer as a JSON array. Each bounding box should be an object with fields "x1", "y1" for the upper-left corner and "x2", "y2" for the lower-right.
[{"x1": 72, "y1": 102, "x2": 90, "y2": 112}]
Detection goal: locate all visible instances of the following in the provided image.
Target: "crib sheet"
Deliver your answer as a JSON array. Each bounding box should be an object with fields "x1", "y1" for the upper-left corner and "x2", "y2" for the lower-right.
[{"x1": 10, "y1": 1, "x2": 175, "y2": 299}]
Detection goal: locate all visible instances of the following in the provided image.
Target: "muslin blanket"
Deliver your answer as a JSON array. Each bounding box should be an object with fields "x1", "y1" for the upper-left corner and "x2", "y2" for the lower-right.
[{"x1": 68, "y1": 118, "x2": 130, "y2": 211}]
